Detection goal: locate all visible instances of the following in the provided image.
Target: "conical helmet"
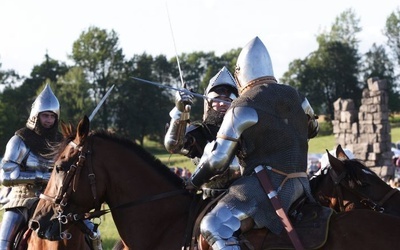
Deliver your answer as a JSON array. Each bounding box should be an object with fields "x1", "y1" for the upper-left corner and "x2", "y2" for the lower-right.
[
  {"x1": 203, "y1": 66, "x2": 238, "y2": 119},
  {"x1": 235, "y1": 36, "x2": 275, "y2": 92},
  {"x1": 26, "y1": 83, "x2": 60, "y2": 130}
]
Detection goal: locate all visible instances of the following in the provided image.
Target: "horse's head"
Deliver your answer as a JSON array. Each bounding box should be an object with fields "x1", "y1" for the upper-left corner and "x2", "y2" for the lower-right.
[
  {"x1": 311, "y1": 144, "x2": 395, "y2": 213},
  {"x1": 30, "y1": 116, "x2": 98, "y2": 240}
]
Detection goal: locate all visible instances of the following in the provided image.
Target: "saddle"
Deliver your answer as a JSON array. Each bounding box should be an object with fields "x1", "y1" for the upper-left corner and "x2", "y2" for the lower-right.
[{"x1": 187, "y1": 194, "x2": 333, "y2": 250}]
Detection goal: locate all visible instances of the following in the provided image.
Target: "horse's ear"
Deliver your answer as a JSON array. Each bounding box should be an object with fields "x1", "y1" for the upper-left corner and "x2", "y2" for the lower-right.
[
  {"x1": 327, "y1": 149, "x2": 345, "y2": 173},
  {"x1": 60, "y1": 120, "x2": 75, "y2": 139},
  {"x1": 60, "y1": 120, "x2": 69, "y2": 138},
  {"x1": 76, "y1": 116, "x2": 90, "y2": 143},
  {"x1": 336, "y1": 144, "x2": 349, "y2": 160}
]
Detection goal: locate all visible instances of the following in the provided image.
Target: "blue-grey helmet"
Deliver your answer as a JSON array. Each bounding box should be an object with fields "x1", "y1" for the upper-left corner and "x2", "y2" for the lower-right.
[
  {"x1": 26, "y1": 83, "x2": 60, "y2": 130},
  {"x1": 203, "y1": 66, "x2": 238, "y2": 119},
  {"x1": 235, "y1": 36, "x2": 276, "y2": 93}
]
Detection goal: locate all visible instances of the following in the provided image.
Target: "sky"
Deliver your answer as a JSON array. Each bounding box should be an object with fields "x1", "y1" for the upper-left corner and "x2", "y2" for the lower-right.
[{"x1": 0, "y1": 0, "x2": 399, "y2": 81}]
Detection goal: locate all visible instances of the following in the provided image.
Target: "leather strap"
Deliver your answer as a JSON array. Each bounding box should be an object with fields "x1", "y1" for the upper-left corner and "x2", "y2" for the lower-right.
[{"x1": 254, "y1": 166, "x2": 304, "y2": 250}]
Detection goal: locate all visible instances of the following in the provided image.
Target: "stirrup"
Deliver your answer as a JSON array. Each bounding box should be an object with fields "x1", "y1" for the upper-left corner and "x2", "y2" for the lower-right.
[
  {"x1": 91, "y1": 235, "x2": 103, "y2": 250},
  {"x1": 212, "y1": 238, "x2": 241, "y2": 250}
]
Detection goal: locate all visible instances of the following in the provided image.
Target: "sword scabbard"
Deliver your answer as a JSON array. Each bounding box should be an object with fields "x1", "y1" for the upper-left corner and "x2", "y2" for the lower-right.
[{"x1": 254, "y1": 166, "x2": 305, "y2": 250}]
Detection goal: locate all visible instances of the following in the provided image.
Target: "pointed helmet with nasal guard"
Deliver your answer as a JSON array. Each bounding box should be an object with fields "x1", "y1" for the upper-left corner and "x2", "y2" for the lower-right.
[
  {"x1": 26, "y1": 83, "x2": 60, "y2": 130},
  {"x1": 235, "y1": 36, "x2": 276, "y2": 93}
]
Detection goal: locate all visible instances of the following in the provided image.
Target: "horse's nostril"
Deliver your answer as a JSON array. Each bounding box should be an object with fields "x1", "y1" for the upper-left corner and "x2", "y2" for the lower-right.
[{"x1": 30, "y1": 220, "x2": 40, "y2": 231}]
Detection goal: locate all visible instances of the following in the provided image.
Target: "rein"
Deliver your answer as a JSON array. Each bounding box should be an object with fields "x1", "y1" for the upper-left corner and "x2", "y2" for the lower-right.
[{"x1": 328, "y1": 166, "x2": 399, "y2": 212}]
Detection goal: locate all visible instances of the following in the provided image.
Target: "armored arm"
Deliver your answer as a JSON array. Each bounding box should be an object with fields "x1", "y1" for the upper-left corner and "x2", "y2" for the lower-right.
[
  {"x1": 0, "y1": 135, "x2": 50, "y2": 186},
  {"x1": 189, "y1": 107, "x2": 258, "y2": 188},
  {"x1": 164, "y1": 90, "x2": 193, "y2": 155},
  {"x1": 302, "y1": 97, "x2": 319, "y2": 139}
]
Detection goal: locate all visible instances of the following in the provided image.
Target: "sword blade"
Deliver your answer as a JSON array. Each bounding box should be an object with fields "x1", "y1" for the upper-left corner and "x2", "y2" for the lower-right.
[
  {"x1": 131, "y1": 77, "x2": 231, "y2": 105},
  {"x1": 89, "y1": 84, "x2": 115, "y2": 121}
]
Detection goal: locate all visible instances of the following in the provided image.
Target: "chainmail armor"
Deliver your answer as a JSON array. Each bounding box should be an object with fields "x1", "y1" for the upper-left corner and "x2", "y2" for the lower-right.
[{"x1": 218, "y1": 83, "x2": 313, "y2": 234}]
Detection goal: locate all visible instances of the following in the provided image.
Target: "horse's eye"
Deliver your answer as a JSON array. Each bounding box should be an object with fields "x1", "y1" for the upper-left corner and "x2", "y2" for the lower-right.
[{"x1": 56, "y1": 165, "x2": 65, "y2": 173}]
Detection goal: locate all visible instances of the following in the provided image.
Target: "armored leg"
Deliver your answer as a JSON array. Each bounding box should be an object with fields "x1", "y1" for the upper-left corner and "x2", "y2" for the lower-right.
[
  {"x1": 200, "y1": 203, "x2": 249, "y2": 250},
  {"x1": 0, "y1": 209, "x2": 26, "y2": 250},
  {"x1": 83, "y1": 220, "x2": 103, "y2": 250}
]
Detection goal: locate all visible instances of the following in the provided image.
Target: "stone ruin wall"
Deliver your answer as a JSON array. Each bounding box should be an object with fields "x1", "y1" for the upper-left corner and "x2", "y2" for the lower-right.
[{"x1": 332, "y1": 77, "x2": 394, "y2": 179}]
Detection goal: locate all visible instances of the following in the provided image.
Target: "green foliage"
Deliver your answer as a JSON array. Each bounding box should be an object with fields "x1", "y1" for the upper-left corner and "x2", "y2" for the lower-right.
[
  {"x1": 317, "y1": 121, "x2": 333, "y2": 136},
  {"x1": 383, "y1": 8, "x2": 400, "y2": 65},
  {"x1": 362, "y1": 44, "x2": 399, "y2": 112},
  {"x1": 70, "y1": 26, "x2": 125, "y2": 130},
  {"x1": 56, "y1": 67, "x2": 93, "y2": 123},
  {"x1": 2, "y1": 7, "x2": 400, "y2": 154},
  {"x1": 282, "y1": 9, "x2": 368, "y2": 117}
]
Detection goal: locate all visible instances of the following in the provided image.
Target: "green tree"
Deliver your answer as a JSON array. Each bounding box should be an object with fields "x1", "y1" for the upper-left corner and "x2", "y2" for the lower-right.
[
  {"x1": 0, "y1": 61, "x2": 21, "y2": 87},
  {"x1": 116, "y1": 53, "x2": 171, "y2": 145},
  {"x1": 282, "y1": 9, "x2": 362, "y2": 118},
  {"x1": 383, "y1": 8, "x2": 400, "y2": 68},
  {"x1": 319, "y1": 8, "x2": 362, "y2": 48},
  {"x1": 169, "y1": 51, "x2": 241, "y2": 121},
  {"x1": 361, "y1": 43, "x2": 400, "y2": 112},
  {"x1": 70, "y1": 26, "x2": 125, "y2": 130},
  {"x1": 18, "y1": 54, "x2": 69, "y2": 119},
  {"x1": 56, "y1": 67, "x2": 92, "y2": 123},
  {"x1": 0, "y1": 55, "x2": 69, "y2": 150},
  {"x1": 0, "y1": 86, "x2": 22, "y2": 154}
]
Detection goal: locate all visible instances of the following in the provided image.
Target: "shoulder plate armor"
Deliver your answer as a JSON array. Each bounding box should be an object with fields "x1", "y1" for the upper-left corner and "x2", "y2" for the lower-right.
[
  {"x1": 302, "y1": 97, "x2": 319, "y2": 138},
  {"x1": 190, "y1": 107, "x2": 258, "y2": 188},
  {"x1": 217, "y1": 106, "x2": 258, "y2": 141},
  {"x1": 1, "y1": 135, "x2": 52, "y2": 186},
  {"x1": 2, "y1": 135, "x2": 29, "y2": 167}
]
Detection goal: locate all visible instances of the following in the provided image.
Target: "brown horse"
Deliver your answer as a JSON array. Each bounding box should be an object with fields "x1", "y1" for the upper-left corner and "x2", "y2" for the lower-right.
[
  {"x1": 310, "y1": 145, "x2": 400, "y2": 216},
  {"x1": 30, "y1": 116, "x2": 400, "y2": 250}
]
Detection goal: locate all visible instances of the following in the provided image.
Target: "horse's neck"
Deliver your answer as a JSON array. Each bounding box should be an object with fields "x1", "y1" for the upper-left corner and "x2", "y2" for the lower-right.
[
  {"x1": 380, "y1": 187, "x2": 400, "y2": 216},
  {"x1": 109, "y1": 193, "x2": 192, "y2": 249}
]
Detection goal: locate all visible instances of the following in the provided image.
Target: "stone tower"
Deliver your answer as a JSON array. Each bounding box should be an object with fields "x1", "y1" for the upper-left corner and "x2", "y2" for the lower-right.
[{"x1": 332, "y1": 77, "x2": 394, "y2": 179}]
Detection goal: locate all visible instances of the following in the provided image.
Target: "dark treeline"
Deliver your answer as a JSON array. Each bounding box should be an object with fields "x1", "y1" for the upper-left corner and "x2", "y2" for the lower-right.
[{"x1": 0, "y1": 8, "x2": 400, "y2": 154}]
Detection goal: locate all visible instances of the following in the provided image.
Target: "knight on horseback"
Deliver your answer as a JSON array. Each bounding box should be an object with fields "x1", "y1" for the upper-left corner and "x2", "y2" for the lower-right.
[
  {"x1": 187, "y1": 36, "x2": 320, "y2": 250},
  {"x1": 0, "y1": 84, "x2": 102, "y2": 250},
  {"x1": 164, "y1": 66, "x2": 242, "y2": 194}
]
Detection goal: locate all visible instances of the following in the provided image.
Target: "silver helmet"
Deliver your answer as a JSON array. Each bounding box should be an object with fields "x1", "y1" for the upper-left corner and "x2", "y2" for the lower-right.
[
  {"x1": 203, "y1": 66, "x2": 238, "y2": 119},
  {"x1": 26, "y1": 83, "x2": 60, "y2": 130},
  {"x1": 235, "y1": 36, "x2": 275, "y2": 93}
]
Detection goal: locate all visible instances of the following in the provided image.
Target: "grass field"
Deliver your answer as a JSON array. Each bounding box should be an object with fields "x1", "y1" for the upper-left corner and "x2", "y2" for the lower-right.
[{"x1": 2, "y1": 127, "x2": 400, "y2": 249}]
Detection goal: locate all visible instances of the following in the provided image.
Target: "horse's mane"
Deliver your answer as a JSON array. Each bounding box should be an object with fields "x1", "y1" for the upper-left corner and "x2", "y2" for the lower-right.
[
  {"x1": 91, "y1": 130, "x2": 185, "y2": 188},
  {"x1": 52, "y1": 128, "x2": 185, "y2": 188}
]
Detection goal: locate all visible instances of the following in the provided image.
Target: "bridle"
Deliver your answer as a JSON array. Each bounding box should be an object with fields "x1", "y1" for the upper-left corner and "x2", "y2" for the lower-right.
[
  {"x1": 39, "y1": 136, "x2": 101, "y2": 240},
  {"x1": 327, "y1": 165, "x2": 399, "y2": 213},
  {"x1": 38, "y1": 135, "x2": 188, "y2": 240}
]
